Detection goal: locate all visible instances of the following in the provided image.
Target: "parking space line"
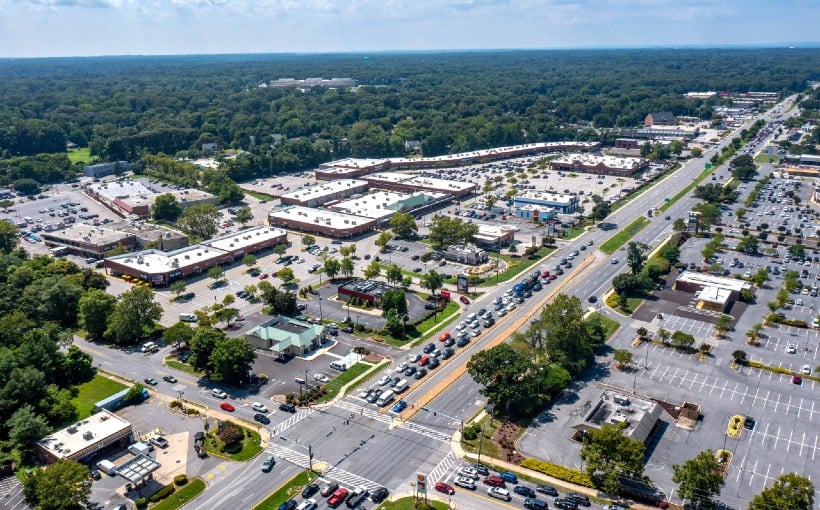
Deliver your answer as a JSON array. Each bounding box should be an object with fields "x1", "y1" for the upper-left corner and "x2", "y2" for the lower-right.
[
  {"x1": 761, "y1": 422, "x2": 769, "y2": 447},
  {"x1": 688, "y1": 373, "x2": 698, "y2": 390},
  {"x1": 799, "y1": 432, "x2": 806, "y2": 457},
  {"x1": 749, "y1": 459, "x2": 758, "y2": 486},
  {"x1": 718, "y1": 380, "x2": 728, "y2": 398},
  {"x1": 773, "y1": 426, "x2": 781, "y2": 450},
  {"x1": 813, "y1": 434, "x2": 818, "y2": 461},
  {"x1": 797, "y1": 398, "x2": 803, "y2": 419},
  {"x1": 786, "y1": 429, "x2": 793, "y2": 453}
]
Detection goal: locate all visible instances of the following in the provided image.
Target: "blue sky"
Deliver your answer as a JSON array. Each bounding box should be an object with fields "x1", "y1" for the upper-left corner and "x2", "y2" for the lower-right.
[{"x1": 0, "y1": 0, "x2": 817, "y2": 57}]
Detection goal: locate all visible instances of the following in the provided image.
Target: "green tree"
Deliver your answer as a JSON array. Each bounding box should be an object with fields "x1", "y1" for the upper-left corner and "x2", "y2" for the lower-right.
[
  {"x1": 277, "y1": 267, "x2": 295, "y2": 283},
  {"x1": 340, "y1": 257, "x2": 355, "y2": 278},
  {"x1": 8, "y1": 404, "x2": 50, "y2": 451},
  {"x1": 380, "y1": 288, "x2": 408, "y2": 318},
  {"x1": 672, "y1": 450, "x2": 725, "y2": 508},
  {"x1": 428, "y1": 216, "x2": 478, "y2": 250},
  {"x1": 389, "y1": 212, "x2": 418, "y2": 238},
  {"x1": 788, "y1": 243, "x2": 806, "y2": 260},
  {"x1": 105, "y1": 286, "x2": 163, "y2": 345},
  {"x1": 526, "y1": 293, "x2": 602, "y2": 374},
  {"x1": 691, "y1": 146, "x2": 703, "y2": 157},
  {"x1": 612, "y1": 273, "x2": 643, "y2": 297},
  {"x1": 626, "y1": 242, "x2": 647, "y2": 275},
  {"x1": 273, "y1": 244, "x2": 287, "y2": 256},
  {"x1": 590, "y1": 201, "x2": 611, "y2": 222},
  {"x1": 234, "y1": 205, "x2": 253, "y2": 225},
  {"x1": 420, "y1": 270, "x2": 444, "y2": 297},
  {"x1": 122, "y1": 383, "x2": 147, "y2": 405},
  {"x1": 737, "y1": 235, "x2": 759, "y2": 254},
  {"x1": 692, "y1": 202, "x2": 722, "y2": 230},
  {"x1": 23, "y1": 459, "x2": 92, "y2": 510},
  {"x1": 751, "y1": 268, "x2": 768, "y2": 286},
  {"x1": 301, "y1": 235, "x2": 316, "y2": 249},
  {"x1": 13, "y1": 178, "x2": 40, "y2": 195},
  {"x1": 169, "y1": 280, "x2": 187, "y2": 299},
  {"x1": 78, "y1": 289, "x2": 117, "y2": 340},
  {"x1": 0, "y1": 198, "x2": 14, "y2": 211},
  {"x1": 715, "y1": 314, "x2": 732, "y2": 335},
  {"x1": 164, "y1": 321, "x2": 194, "y2": 349},
  {"x1": 363, "y1": 260, "x2": 381, "y2": 280},
  {"x1": 151, "y1": 193, "x2": 182, "y2": 222},
  {"x1": 748, "y1": 472, "x2": 814, "y2": 510},
  {"x1": 242, "y1": 254, "x2": 257, "y2": 267},
  {"x1": 386, "y1": 264, "x2": 403, "y2": 286},
  {"x1": 62, "y1": 345, "x2": 94, "y2": 385},
  {"x1": 612, "y1": 349, "x2": 633, "y2": 369},
  {"x1": 323, "y1": 258, "x2": 340, "y2": 279},
  {"x1": 188, "y1": 327, "x2": 224, "y2": 374},
  {"x1": 580, "y1": 422, "x2": 646, "y2": 495},
  {"x1": 178, "y1": 203, "x2": 220, "y2": 240},
  {"x1": 0, "y1": 220, "x2": 21, "y2": 254},
  {"x1": 670, "y1": 330, "x2": 695, "y2": 349},
  {"x1": 672, "y1": 217, "x2": 687, "y2": 233},
  {"x1": 209, "y1": 336, "x2": 257, "y2": 385},
  {"x1": 375, "y1": 231, "x2": 393, "y2": 251},
  {"x1": 207, "y1": 265, "x2": 225, "y2": 283}
]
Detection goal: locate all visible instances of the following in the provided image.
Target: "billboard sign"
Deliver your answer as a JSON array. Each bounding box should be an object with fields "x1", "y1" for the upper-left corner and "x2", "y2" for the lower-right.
[
  {"x1": 456, "y1": 273, "x2": 469, "y2": 293},
  {"x1": 417, "y1": 473, "x2": 427, "y2": 494}
]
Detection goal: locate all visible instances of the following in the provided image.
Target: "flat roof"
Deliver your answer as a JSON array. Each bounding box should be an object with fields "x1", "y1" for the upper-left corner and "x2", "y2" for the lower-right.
[
  {"x1": 551, "y1": 154, "x2": 647, "y2": 171},
  {"x1": 44, "y1": 224, "x2": 133, "y2": 246},
  {"x1": 677, "y1": 271, "x2": 752, "y2": 292},
  {"x1": 87, "y1": 180, "x2": 153, "y2": 201},
  {"x1": 204, "y1": 226, "x2": 287, "y2": 253},
  {"x1": 329, "y1": 158, "x2": 388, "y2": 169},
  {"x1": 580, "y1": 390, "x2": 661, "y2": 442},
  {"x1": 332, "y1": 191, "x2": 419, "y2": 220},
  {"x1": 168, "y1": 189, "x2": 216, "y2": 203},
  {"x1": 280, "y1": 179, "x2": 368, "y2": 203},
  {"x1": 364, "y1": 172, "x2": 411, "y2": 184},
  {"x1": 697, "y1": 286, "x2": 732, "y2": 305},
  {"x1": 38, "y1": 409, "x2": 132, "y2": 460},
  {"x1": 116, "y1": 454, "x2": 161, "y2": 484},
  {"x1": 109, "y1": 246, "x2": 228, "y2": 273},
  {"x1": 516, "y1": 190, "x2": 577, "y2": 205},
  {"x1": 270, "y1": 206, "x2": 374, "y2": 230},
  {"x1": 475, "y1": 224, "x2": 515, "y2": 239},
  {"x1": 401, "y1": 176, "x2": 476, "y2": 193}
]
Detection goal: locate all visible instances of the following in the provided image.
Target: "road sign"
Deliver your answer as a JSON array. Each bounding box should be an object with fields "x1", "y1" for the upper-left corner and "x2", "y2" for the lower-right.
[
  {"x1": 705, "y1": 163, "x2": 712, "y2": 170},
  {"x1": 417, "y1": 473, "x2": 427, "y2": 494}
]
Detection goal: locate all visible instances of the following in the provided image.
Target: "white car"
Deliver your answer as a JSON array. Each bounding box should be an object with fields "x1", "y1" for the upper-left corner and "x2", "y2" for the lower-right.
[
  {"x1": 458, "y1": 467, "x2": 479, "y2": 479},
  {"x1": 377, "y1": 375, "x2": 391, "y2": 386},
  {"x1": 801, "y1": 364, "x2": 811, "y2": 375},
  {"x1": 487, "y1": 487, "x2": 511, "y2": 501},
  {"x1": 251, "y1": 402, "x2": 268, "y2": 413},
  {"x1": 396, "y1": 361, "x2": 409, "y2": 372},
  {"x1": 787, "y1": 343, "x2": 797, "y2": 354},
  {"x1": 211, "y1": 389, "x2": 227, "y2": 399},
  {"x1": 454, "y1": 476, "x2": 476, "y2": 490},
  {"x1": 314, "y1": 373, "x2": 330, "y2": 383},
  {"x1": 610, "y1": 258, "x2": 619, "y2": 264}
]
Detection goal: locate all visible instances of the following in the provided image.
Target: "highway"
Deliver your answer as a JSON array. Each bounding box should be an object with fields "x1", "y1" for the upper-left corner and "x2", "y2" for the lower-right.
[{"x1": 78, "y1": 95, "x2": 801, "y2": 509}]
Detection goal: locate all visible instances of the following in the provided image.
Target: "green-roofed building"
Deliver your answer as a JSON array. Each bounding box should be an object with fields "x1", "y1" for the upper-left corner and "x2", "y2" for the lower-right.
[{"x1": 245, "y1": 315, "x2": 325, "y2": 358}]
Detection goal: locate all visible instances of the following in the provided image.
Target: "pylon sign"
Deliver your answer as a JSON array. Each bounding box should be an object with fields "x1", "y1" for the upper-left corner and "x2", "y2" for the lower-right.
[{"x1": 417, "y1": 473, "x2": 427, "y2": 494}]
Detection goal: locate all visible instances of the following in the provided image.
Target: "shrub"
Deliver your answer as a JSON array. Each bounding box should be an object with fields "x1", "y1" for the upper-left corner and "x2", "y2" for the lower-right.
[
  {"x1": 135, "y1": 497, "x2": 148, "y2": 509},
  {"x1": 219, "y1": 424, "x2": 243, "y2": 447},
  {"x1": 174, "y1": 474, "x2": 188, "y2": 486},
  {"x1": 149, "y1": 484, "x2": 176, "y2": 502},
  {"x1": 519, "y1": 458, "x2": 594, "y2": 487},
  {"x1": 186, "y1": 408, "x2": 200, "y2": 415},
  {"x1": 169, "y1": 400, "x2": 182, "y2": 409}
]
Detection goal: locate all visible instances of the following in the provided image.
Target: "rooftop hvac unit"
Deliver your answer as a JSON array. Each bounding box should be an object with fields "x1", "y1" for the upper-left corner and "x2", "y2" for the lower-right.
[
  {"x1": 67, "y1": 426, "x2": 77, "y2": 434},
  {"x1": 82, "y1": 431, "x2": 93, "y2": 440}
]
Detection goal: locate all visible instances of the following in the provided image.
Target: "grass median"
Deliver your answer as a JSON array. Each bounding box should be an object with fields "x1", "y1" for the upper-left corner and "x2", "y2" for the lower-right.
[
  {"x1": 478, "y1": 248, "x2": 554, "y2": 287},
  {"x1": 317, "y1": 361, "x2": 377, "y2": 403},
  {"x1": 150, "y1": 478, "x2": 206, "y2": 510},
  {"x1": 377, "y1": 497, "x2": 449, "y2": 509},
  {"x1": 254, "y1": 471, "x2": 317, "y2": 510},
  {"x1": 204, "y1": 423, "x2": 262, "y2": 461},
  {"x1": 599, "y1": 217, "x2": 650, "y2": 255}
]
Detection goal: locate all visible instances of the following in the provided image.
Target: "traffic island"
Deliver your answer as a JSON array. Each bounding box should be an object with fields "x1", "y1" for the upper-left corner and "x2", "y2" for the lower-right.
[{"x1": 726, "y1": 415, "x2": 744, "y2": 439}]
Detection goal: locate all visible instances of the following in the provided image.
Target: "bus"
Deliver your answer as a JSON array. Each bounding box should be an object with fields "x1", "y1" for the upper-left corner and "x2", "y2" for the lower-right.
[{"x1": 49, "y1": 246, "x2": 69, "y2": 257}]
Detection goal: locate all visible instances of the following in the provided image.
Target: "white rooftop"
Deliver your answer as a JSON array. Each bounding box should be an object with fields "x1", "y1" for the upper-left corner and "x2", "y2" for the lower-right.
[
  {"x1": 38, "y1": 409, "x2": 131, "y2": 460},
  {"x1": 330, "y1": 158, "x2": 388, "y2": 169},
  {"x1": 697, "y1": 286, "x2": 732, "y2": 305},
  {"x1": 402, "y1": 176, "x2": 476, "y2": 193},
  {"x1": 204, "y1": 226, "x2": 287, "y2": 253},
  {"x1": 677, "y1": 271, "x2": 752, "y2": 292},
  {"x1": 280, "y1": 179, "x2": 368, "y2": 202},
  {"x1": 332, "y1": 191, "x2": 412, "y2": 220},
  {"x1": 552, "y1": 153, "x2": 646, "y2": 171},
  {"x1": 270, "y1": 206, "x2": 374, "y2": 229},
  {"x1": 364, "y1": 172, "x2": 412, "y2": 184},
  {"x1": 87, "y1": 180, "x2": 153, "y2": 201},
  {"x1": 475, "y1": 224, "x2": 516, "y2": 238},
  {"x1": 516, "y1": 190, "x2": 577, "y2": 205}
]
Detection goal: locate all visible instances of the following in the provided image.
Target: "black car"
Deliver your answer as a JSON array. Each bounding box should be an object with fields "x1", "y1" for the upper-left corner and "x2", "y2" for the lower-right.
[
  {"x1": 389, "y1": 376, "x2": 401, "y2": 386},
  {"x1": 554, "y1": 498, "x2": 578, "y2": 510},
  {"x1": 472, "y1": 463, "x2": 490, "y2": 475},
  {"x1": 442, "y1": 347, "x2": 456, "y2": 358},
  {"x1": 588, "y1": 295, "x2": 597, "y2": 303},
  {"x1": 404, "y1": 366, "x2": 417, "y2": 377},
  {"x1": 143, "y1": 377, "x2": 158, "y2": 386},
  {"x1": 414, "y1": 368, "x2": 427, "y2": 379},
  {"x1": 278, "y1": 403, "x2": 297, "y2": 413},
  {"x1": 341, "y1": 326, "x2": 354, "y2": 333},
  {"x1": 515, "y1": 486, "x2": 536, "y2": 498},
  {"x1": 743, "y1": 416, "x2": 756, "y2": 430},
  {"x1": 536, "y1": 484, "x2": 558, "y2": 497},
  {"x1": 254, "y1": 413, "x2": 270, "y2": 424},
  {"x1": 427, "y1": 358, "x2": 440, "y2": 369},
  {"x1": 277, "y1": 500, "x2": 297, "y2": 510},
  {"x1": 456, "y1": 337, "x2": 470, "y2": 347},
  {"x1": 566, "y1": 493, "x2": 590, "y2": 506},
  {"x1": 443, "y1": 338, "x2": 455, "y2": 347},
  {"x1": 302, "y1": 483, "x2": 320, "y2": 499},
  {"x1": 422, "y1": 342, "x2": 436, "y2": 354},
  {"x1": 370, "y1": 487, "x2": 389, "y2": 503},
  {"x1": 163, "y1": 375, "x2": 178, "y2": 383}
]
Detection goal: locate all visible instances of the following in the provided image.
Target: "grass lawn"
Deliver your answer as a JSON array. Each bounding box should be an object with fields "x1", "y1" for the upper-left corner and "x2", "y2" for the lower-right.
[
  {"x1": 478, "y1": 248, "x2": 553, "y2": 287},
  {"x1": 165, "y1": 359, "x2": 203, "y2": 377},
  {"x1": 242, "y1": 189, "x2": 277, "y2": 201},
  {"x1": 377, "y1": 499, "x2": 448, "y2": 510},
  {"x1": 317, "y1": 362, "x2": 375, "y2": 403},
  {"x1": 658, "y1": 164, "x2": 714, "y2": 213},
  {"x1": 67, "y1": 147, "x2": 95, "y2": 164},
  {"x1": 754, "y1": 154, "x2": 780, "y2": 164},
  {"x1": 204, "y1": 423, "x2": 262, "y2": 461},
  {"x1": 599, "y1": 217, "x2": 650, "y2": 255},
  {"x1": 586, "y1": 312, "x2": 620, "y2": 340},
  {"x1": 254, "y1": 471, "x2": 317, "y2": 510},
  {"x1": 605, "y1": 292, "x2": 645, "y2": 315},
  {"x1": 71, "y1": 375, "x2": 127, "y2": 421},
  {"x1": 150, "y1": 478, "x2": 206, "y2": 510}
]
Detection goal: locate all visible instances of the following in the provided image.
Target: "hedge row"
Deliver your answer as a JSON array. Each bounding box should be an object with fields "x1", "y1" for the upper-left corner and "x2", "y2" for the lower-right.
[
  {"x1": 519, "y1": 458, "x2": 594, "y2": 488},
  {"x1": 747, "y1": 360, "x2": 793, "y2": 375},
  {"x1": 150, "y1": 483, "x2": 176, "y2": 502},
  {"x1": 767, "y1": 314, "x2": 808, "y2": 328}
]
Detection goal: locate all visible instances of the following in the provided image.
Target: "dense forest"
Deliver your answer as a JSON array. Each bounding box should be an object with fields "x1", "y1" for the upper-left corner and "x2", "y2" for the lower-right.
[{"x1": 0, "y1": 49, "x2": 818, "y2": 184}]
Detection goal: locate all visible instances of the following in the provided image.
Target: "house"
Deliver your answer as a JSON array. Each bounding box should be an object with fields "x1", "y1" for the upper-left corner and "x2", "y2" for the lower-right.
[
  {"x1": 644, "y1": 112, "x2": 676, "y2": 127},
  {"x1": 405, "y1": 140, "x2": 421, "y2": 152},
  {"x1": 245, "y1": 316, "x2": 325, "y2": 358}
]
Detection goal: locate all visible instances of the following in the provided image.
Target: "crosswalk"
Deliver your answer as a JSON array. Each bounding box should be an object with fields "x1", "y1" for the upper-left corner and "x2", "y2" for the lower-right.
[
  {"x1": 276, "y1": 408, "x2": 315, "y2": 434},
  {"x1": 427, "y1": 451, "x2": 458, "y2": 484},
  {"x1": 266, "y1": 443, "x2": 382, "y2": 492},
  {"x1": 334, "y1": 399, "x2": 451, "y2": 442}
]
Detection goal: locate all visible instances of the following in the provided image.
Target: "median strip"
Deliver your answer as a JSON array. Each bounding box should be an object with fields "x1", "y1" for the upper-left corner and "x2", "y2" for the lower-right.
[{"x1": 599, "y1": 217, "x2": 650, "y2": 255}]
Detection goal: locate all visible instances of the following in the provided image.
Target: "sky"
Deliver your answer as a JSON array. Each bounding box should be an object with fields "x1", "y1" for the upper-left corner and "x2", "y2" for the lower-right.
[{"x1": 0, "y1": 0, "x2": 817, "y2": 58}]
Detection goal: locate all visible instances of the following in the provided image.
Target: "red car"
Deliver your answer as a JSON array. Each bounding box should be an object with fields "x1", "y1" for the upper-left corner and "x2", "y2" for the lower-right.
[
  {"x1": 460, "y1": 296, "x2": 470, "y2": 305},
  {"x1": 435, "y1": 482, "x2": 455, "y2": 495},
  {"x1": 439, "y1": 332, "x2": 451, "y2": 342},
  {"x1": 792, "y1": 373, "x2": 803, "y2": 384},
  {"x1": 219, "y1": 402, "x2": 235, "y2": 412},
  {"x1": 327, "y1": 487, "x2": 349, "y2": 507},
  {"x1": 258, "y1": 273, "x2": 269, "y2": 280},
  {"x1": 419, "y1": 355, "x2": 430, "y2": 366}
]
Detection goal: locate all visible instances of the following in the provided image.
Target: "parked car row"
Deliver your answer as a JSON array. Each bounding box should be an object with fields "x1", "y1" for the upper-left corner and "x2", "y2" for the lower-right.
[{"x1": 275, "y1": 481, "x2": 389, "y2": 510}]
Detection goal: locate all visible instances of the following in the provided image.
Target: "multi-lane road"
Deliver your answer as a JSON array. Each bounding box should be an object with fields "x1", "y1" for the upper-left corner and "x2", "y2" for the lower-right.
[{"x1": 80, "y1": 94, "x2": 802, "y2": 509}]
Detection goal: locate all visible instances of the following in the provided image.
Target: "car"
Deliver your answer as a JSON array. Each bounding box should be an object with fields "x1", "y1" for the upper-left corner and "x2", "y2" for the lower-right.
[
  {"x1": 220, "y1": 402, "x2": 235, "y2": 412},
  {"x1": 296, "y1": 499, "x2": 317, "y2": 510},
  {"x1": 787, "y1": 343, "x2": 797, "y2": 354},
  {"x1": 396, "y1": 361, "x2": 409, "y2": 372},
  {"x1": 801, "y1": 364, "x2": 811, "y2": 375},
  {"x1": 341, "y1": 326, "x2": 354, "y2": 333},
  {"x1": 163, "y1": 375, "x2": 177, "y2": 383},
  {"x1": 566, "y1": 493, "x2": 590, "y2": 506},
  {"x1": 302, "y1": 483, "x2": 320, "y2": 499},
  {"x1": 423, "y1": 342, "x2": 436, "y2": 353},
  {"x1": 554, "y1": 498, "x2": 578, "y2": 510},
  {"x1": 602, "y1": 505, "x2": 627, "y2": 510},
  {"x1": 404, "y1": 366, "x2": 417, "y2": 377},
  {"x1": 258, "y1": 273, "x2": 269, "y2": 279},
  {"x1": 254, "y1": 413, "x2": 270, "y2": 424},
  {"x1": 320, "y1": 481, "x2": 340, "y2": 497},
  {"x1": 314, "y1": 373, "x2": 330, "y2": 384},
  {"x1": 460, "y1": 296, "x2": 470, "y2": 304},
  {"x1": 148, "y1": 434, "x2": 169, "y2": 448},
  {"x1": 428, "y1": 357, "x2": 441, "y2": 369},
  {"x1": 458, "y1": 466, "x2": 479, "y2": 479},
  {"x1": 345, "y1": 486, "x2": 369, "y2": 508},
  {"x1": 536, "y1": 484, "x2": 558, "y2": 496},
  {"x1": 411, "y1": 254, "x2": 420, "y2": 260},
  {"x1": 418, "y1": 355, "x2": 430, "y2": 366},
  {"x1": 277, "y1": 500, "x2": 297, "y2": 510},
  {"x1": 484, "y1": 475, "x2": 505, "y2": 487},
  {"x1": 414, "y1": 368, "x2": 427, "y2": 379},
  {"x1": 143, "y1": 377, "x2": 158, "y2": 386},
  {"x1": 409, "y1": 353, "x2": 422, "y2": 363},
  {"x1": 358, "y1": 387, "x2": 373, "y2": 399},
  {"x1": 439, "y1": 332, "x2": 451, "y2": 342},
  {"x1": 442, "y1": 338, "x2": 455, "y2": 348},
  {"x1": 515, "y1": 486, "x2": 536, "y2": 497},
  {"x1": 261, "y1": 455, "x2": 275, "y2": 472},
  {"x1": 252, "y1": 402, "x2": 268, "y2": 413},
  {"x1": 370, "y1": 487, "x2": 389, "y2": 503},
  {"x1": 488, "y1": 487, "x2": 511, "y2": 501},
  {"x1": 279, "y1": 402, "x2": 297, "y2": 413},
  {"x1": 455, "y1": 476, "x2": 476, "y2": 489},
  {"x1": 472, "y1": 463, "x2": 490, "y2": 475},
  {"x1": 366, "y1": 389, "x2": 382, "y2": 403},
  {"x1": 435, "y1": 482, "x2": 455, "y2": 495},
  {"x1": 499, "y1": 471, "x2": 518, "y2": 484},
  {"x1": 327, "y1": 487, "x2": 349, "y2": 507},
  {"x1": 392, "y1": 400, "x2": 407, "y2": 412},
  {"x1": 89, "y1": 468, "x2": 101, "y2": 480},
  {"x1": 212, "y1": 389, "x2": 227, "y2": 399},
  {"x1": 588, "y1": 295, "x2": 597, "y2": 303},
  {"x1": 610, "y1": 258, "x2": 619, "y2": 264},
  {"x1": 524, "y1": 498, "x2": 549, "y2": 510},
  {"x1": 377, "y1": 375, "x2": 391, "y2": 386}
]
